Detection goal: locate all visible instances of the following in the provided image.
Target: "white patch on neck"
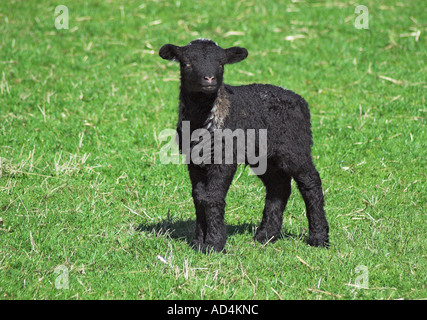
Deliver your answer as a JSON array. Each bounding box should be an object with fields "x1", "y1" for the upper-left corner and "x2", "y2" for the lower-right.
[{"x1": 179, "y1": 86, "x2": 230, "y2": 131}]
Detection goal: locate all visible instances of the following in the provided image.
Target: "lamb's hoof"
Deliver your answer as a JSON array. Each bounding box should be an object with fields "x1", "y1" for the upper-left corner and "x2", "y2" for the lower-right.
[
  {"x1": 254, "y1": 229, "x2": 279, "y2": 244},
  {"x1": 191, "y1": 238, "x2": 203, "y2": 248},
  {"x1": 191, "y1": 241, "x2": 225, "y2": 254},
  {"x1": 307, "y1": 234, "x2": 329, "y2": 248},
  {"x1": 190, "y1": 240, "x2": 205, "y2": 253}
]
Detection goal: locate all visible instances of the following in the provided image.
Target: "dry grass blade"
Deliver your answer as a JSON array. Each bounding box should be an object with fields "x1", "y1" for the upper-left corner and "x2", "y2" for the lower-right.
[
  {"x1": 308, "y1": 288, "x2": 343, "y2": 299},
  {"x1": 285, "y1": 35, "x2": 306, "y2": 41},
  {"x1": 224, "y1": 31, "x2": 245, "y2": 37},
  {"x1": 296, "y1": 255, "x2": 313, "y2": 270},
  {"x1": 378, "y1": 75, "x2": 403, "y2": 85}
]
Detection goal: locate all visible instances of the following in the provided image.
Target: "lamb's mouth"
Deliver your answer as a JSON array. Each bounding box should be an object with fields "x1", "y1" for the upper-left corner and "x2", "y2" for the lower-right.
[{"x1": 200, "y1": 85, "x2": 217, "y2": 93}]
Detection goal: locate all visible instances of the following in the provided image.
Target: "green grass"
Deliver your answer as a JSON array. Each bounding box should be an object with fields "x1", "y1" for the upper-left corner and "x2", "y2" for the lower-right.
[{"x1": 0, "y1": 0, "x2": 425, "y2": 300}]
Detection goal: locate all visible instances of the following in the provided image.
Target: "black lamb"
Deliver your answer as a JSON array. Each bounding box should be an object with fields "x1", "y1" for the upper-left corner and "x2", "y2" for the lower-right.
[{"x1": 159, "y1": 39, "x2": 329, "y2": 253}]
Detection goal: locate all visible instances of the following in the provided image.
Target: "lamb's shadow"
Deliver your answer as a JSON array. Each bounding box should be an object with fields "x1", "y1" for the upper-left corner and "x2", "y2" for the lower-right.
[
  {"x1": 136, "y1": 218, "x2": 305, "y2": 244},
  {"x1": 136, "y1": 218, "x2": 256, "y2": 244}
]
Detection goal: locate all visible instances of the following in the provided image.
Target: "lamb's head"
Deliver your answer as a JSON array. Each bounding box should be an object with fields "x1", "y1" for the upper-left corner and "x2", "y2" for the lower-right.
[{"x1": 159, "y1": 39, "x2": 248, "y2": 94}]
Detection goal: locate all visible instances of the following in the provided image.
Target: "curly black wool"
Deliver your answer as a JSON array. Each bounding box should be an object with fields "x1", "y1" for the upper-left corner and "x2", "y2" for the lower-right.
[{"x1": 159, "y1": 39, "x2": 329, "y2": 253}]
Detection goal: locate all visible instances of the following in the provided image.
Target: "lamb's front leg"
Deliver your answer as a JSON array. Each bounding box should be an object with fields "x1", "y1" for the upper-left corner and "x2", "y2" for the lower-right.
[
  {"x1": 189, "y1": 164, "x2": 237, "y2": 253},
  {"x1": 200, "y1": 196, "x2": 227, "y2": 253},
  {"x1": 191, "y1": 201, "x2": 207, "y2": 249},
  {"x1": 188, "y1": 165, "x2": 208, "y2": 250}
]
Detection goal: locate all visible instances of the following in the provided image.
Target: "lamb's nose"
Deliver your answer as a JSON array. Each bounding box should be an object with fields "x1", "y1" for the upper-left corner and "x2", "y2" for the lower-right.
[{"x1": 204, "y1": 76, "x2": 215, "y2": 83}]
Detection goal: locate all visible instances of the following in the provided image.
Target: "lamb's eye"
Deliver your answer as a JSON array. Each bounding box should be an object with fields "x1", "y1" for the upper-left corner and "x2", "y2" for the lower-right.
[
  {"x1": 183, "y1": 63, "x2": 192, "y2": 69},
  {"x1": 219, "y1": 63, "x2": 224, "y2": 68}
]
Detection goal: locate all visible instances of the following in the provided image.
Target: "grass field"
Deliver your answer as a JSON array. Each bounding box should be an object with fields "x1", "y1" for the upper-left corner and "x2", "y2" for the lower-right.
[{"x1": 0, "y1": 0, "x2": 425, "y2": 300}]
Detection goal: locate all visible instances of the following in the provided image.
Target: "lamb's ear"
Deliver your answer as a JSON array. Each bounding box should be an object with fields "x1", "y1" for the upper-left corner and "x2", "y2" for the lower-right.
[
  {"x1": 225, "y1": 46, "x2": 248, "y2": 64},
  {"x1": 159, "y1": 44, "x2": 182, "y2": 62}
]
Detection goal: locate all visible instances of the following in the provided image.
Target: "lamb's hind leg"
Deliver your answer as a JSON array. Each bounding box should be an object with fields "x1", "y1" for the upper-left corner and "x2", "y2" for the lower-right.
[
  {"x1": 293, "y1": 163, "x2": 329, "y2": 247},
  {"x1": 254, "y1": 165, "x2": 292, "y2": 244}
]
